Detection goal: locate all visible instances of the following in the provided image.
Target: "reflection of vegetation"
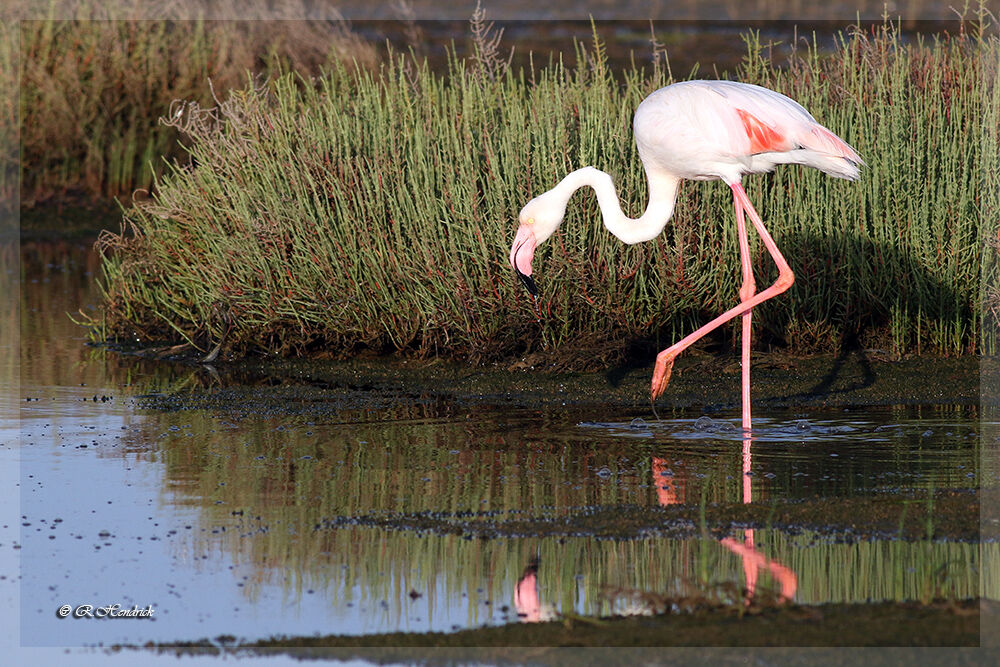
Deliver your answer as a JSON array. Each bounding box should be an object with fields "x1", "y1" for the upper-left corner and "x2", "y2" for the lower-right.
[
  {"x1": 146, "y1": 402, "x2": 983, "y2": 517},
  {"x1": 170, "y1": 506, "x2": 992, "y2": 620},
  {"x1": 96, "y1": 16, "x2": 995, "y2": 361},
  {"x1": 18, "y1": 241, "x2": 225, "y2": 396},
  {"x1": 132, "y1": 405, "x2": 993, "y2": 622},
  {"x1": 19, "y1": 240, "x2": 104, "y2": 387},
  {"x1": 0, "y1": 242, "x2": 17, "y2": 392}
]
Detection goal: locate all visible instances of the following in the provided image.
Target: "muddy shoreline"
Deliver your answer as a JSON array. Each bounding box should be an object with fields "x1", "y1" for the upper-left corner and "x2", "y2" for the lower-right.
[
  {"x1": 126, "y1": 347, "x2": 987, "y2": 412},
  {"x1": 138, "y1": 599, "x2": 986, "y2": 652}
]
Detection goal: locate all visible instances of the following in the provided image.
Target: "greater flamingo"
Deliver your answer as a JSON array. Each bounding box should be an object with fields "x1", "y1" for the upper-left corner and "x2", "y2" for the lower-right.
[{"x1": 509, "y1": 80, "x2": 863, "y2": 430}]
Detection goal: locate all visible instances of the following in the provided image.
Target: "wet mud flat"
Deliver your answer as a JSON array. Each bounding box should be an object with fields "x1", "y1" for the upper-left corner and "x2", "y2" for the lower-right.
[
  {"x1": 318, "y1": 488, "x2": 984, "y2": 543},
  {"x1": 150, "y1": 599, "x2": 986, "y2": 653},
  {"x1": 133, "y1": 348, "x2": 987, "y2": 412}
]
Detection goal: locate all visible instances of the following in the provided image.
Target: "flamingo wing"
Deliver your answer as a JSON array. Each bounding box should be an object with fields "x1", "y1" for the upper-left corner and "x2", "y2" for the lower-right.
[
  {"x1": 703, "y1": 81, "x2": 862, "y2": 161},
  {"x1": 734, "y1": 107, "x2": 793, "y2": 154},
  {"x1": 634, "y1": 80, "x2": 863, "y2": 183}
]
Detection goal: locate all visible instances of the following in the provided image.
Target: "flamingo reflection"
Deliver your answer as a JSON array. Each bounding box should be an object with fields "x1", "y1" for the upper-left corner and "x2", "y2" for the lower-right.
[
  {"x1": 513, "y1": 556, "x2": 557, "y2": 622},
  {"x1": 652, "y1": 431, "x2": 796, "y2": 603}
]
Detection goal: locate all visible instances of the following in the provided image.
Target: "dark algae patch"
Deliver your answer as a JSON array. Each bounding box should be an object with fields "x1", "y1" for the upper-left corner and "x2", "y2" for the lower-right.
[{"x1": 314, "y1": 489, "x2": 981, "y2": 543}]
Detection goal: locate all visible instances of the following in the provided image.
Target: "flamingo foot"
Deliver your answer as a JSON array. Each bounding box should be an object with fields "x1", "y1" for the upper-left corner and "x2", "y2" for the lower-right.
[{"x1": 651, "y1": 351, "x2": 676, "y2": 402}]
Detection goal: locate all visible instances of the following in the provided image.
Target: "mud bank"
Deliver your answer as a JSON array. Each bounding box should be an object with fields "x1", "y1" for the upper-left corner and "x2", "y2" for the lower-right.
[
  {"x1": 141, "y1": 600, "x2": 985, "y2": 653},
  {"x1": 129, "y1": 349, "x2": 987, "y2": 413}
]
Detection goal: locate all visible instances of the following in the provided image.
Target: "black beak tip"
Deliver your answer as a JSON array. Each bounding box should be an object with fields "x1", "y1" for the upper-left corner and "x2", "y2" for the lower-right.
[{"x1": 515, "y1": 269, "x2": 539, "y2": 297}]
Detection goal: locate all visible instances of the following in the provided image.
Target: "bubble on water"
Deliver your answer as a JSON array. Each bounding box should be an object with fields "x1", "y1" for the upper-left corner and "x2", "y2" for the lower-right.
[
  {"x1": 693, "y1": 416, "x2": 715, "y2": 431},
  {"x1": 596, "y1": 467, "x2": 613, "y2": 479},
  {"x1": 717, "y1": 422, "x2": 737, "y2": 433},
  {"x1": 629, "y1": 418, "x2": 648, "y2": 430},
  {"x1": 796, "y1": 420, "x2": 811, "y2": 431}
]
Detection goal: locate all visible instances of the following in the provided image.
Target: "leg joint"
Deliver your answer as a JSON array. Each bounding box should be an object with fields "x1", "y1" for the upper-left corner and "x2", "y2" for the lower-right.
[{"x1": 774, "y1": 269, "x2": 795, "y2": 293}]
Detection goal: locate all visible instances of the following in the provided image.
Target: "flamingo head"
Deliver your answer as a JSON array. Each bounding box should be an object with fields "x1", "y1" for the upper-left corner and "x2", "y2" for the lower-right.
[{"x1": 509, "y1": 192, "x2": 566, "y2": 296}]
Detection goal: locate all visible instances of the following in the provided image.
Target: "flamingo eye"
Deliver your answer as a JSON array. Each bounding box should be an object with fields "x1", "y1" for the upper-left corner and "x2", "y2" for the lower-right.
[{"x1": 526, "y1": 217, "x2": 535, "y2": 225}]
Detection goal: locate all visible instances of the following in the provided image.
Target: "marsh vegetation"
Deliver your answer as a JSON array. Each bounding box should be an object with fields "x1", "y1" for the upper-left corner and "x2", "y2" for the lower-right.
[{"x1": 86, "y1": 15, "x2": 998, "y2": 364}]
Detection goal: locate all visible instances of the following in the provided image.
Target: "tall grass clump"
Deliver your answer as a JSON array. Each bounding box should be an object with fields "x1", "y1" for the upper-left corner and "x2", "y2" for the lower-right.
[
  {"x1": 11, "y1": 0, "x2": 376, "y2": 207},
  {"x1": 95, "y1": 16, "x2": 996, "y2": 364}
]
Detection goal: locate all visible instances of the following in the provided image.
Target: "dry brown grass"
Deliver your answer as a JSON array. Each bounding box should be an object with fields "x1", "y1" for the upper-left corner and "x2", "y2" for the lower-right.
[{"x1": 6, "y1": 0, "x2": 378, "y2": 208}]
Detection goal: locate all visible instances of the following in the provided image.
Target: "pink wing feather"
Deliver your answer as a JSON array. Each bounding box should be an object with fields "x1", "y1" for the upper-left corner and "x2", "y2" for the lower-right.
[{"x1": 633, "y1": 80, "x2": 863, "y2": 183}]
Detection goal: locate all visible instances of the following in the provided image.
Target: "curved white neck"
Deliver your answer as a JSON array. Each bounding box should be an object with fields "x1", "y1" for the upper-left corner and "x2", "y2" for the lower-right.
[{"x1": 552, "y1": 166, "x2": 680, "y2": 245}]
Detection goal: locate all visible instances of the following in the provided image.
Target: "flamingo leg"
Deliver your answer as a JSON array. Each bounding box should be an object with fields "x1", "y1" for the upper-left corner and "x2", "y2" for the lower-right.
[
  {"x1": 740, "y1": 435, "x2": 756, "y2": 602},
  {"x1": 735, "y1": 191, "x2": 756, "y2": 432},
  {"x1": 651, "y1": 182, "x2": 794, "y2": 421}
]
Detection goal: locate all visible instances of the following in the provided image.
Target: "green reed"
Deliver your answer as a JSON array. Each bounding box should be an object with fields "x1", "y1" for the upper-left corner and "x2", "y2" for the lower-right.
[{"x1": 95, "y1": 17, "x2": 996, "y2": 362}]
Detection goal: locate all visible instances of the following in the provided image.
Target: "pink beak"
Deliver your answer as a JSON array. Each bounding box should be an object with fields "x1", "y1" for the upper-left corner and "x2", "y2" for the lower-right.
[{"x1": 509, "y1": 224, "x2": 538, "y2": 295}]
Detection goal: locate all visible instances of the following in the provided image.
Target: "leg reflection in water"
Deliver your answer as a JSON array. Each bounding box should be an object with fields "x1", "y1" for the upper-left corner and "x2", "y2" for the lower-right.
[
  {"x1": 652, "y1": 432, "x2": 797, "y2": 603},
  {"x1": 719, "y1": 435, "x2": 797, "y2": 602}
]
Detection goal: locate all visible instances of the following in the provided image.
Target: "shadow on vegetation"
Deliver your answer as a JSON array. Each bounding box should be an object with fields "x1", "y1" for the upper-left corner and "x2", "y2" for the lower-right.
[{"x1": 606, "y1": 226, "x2": 971, "y2": 387}]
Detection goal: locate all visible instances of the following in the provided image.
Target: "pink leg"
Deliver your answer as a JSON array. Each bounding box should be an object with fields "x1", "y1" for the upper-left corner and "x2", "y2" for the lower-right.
[
  {"x1": 739, "y1": 434, "x2": 757, "y2": 602},
  {"x1": 735, "y1": 193, "x2": 756, "y2": 432},
  {"x1": 651, "y1": 182, "x2": 794, "y2": 425},
  {"x1": 741, "y1": 434, "x2": 753, "y2": 506}
]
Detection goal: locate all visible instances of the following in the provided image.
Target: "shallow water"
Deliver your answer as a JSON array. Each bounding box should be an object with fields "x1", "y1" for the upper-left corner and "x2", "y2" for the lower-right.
[
  {"x1": 5, "y1": 241, "x2": 995, "y2": 648},
  {"x1": 581, "y1": 411, "x2": 983, "y2": 496}
]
